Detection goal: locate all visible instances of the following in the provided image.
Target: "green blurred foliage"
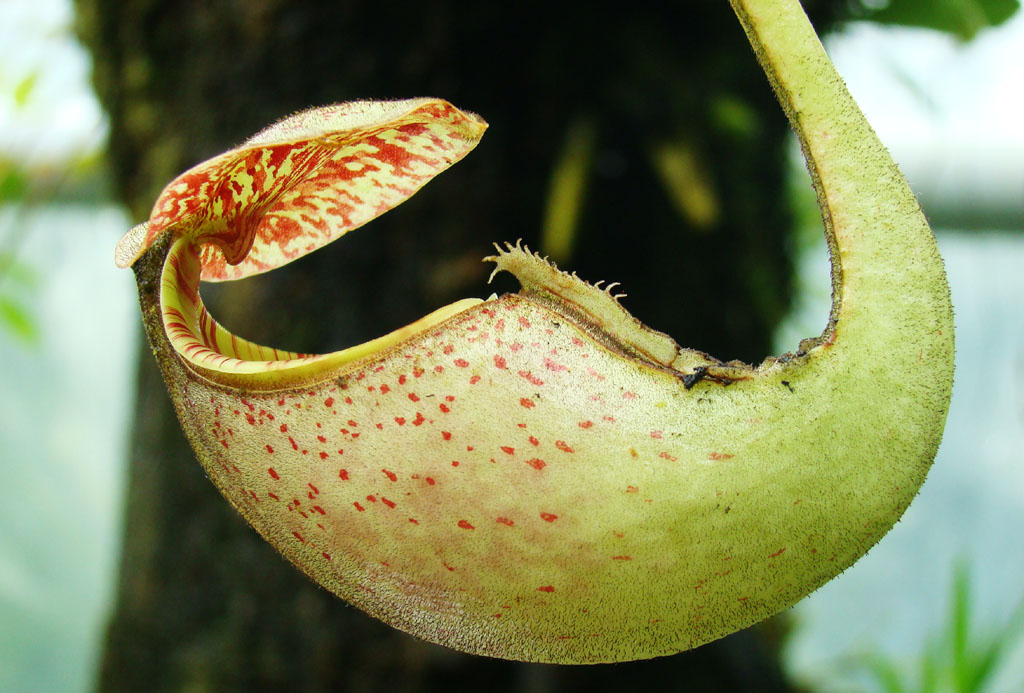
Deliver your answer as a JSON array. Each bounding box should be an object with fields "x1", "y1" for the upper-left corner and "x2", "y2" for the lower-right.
[
  {"x1": 851, "y1": 0, "x2": 1020, "y2": 40},
  {"x1": 0, "y1": 124, "x2": 108, "y2": 348},
  {"x1": 846, "y1": 563, "x2": 1024, "y2": 692},
  {"x1": 0, "y1": 166, "x2": 31, "y2": 202},
  {"x1": 0, "y1": 294, "x2": 39, "y2": 343},
  {"x1": 0, "y1": 251, "x2": 39, "y2": 344},
  {"x1": 12, "y1": 71, "x2": 37, "y2": 108},
  {"x1": 1, "y1": 163, "x2": 39, "y2": 345}
]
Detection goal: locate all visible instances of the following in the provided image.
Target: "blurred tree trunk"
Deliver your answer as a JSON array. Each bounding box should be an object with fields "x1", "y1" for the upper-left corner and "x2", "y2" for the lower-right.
[{"x1": 77, "y1": 1, "x2": 838, "y2": 690}]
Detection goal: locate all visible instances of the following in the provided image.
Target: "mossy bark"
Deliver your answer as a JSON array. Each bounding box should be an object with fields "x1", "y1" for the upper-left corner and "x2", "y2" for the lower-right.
[{"x1": 77, "y1": 0, "x2": 836, "y2": 688}]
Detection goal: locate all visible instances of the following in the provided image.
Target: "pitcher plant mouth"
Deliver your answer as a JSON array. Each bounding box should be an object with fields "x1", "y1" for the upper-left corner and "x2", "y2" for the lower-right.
[
  {"x1": 156, "y1": 220, "x2": 768, "y2": 395},
  {"x1": 158, "y1": 232, "x2": 486, "y2": 389},
  {"x1": 121, "y1": 91, "x2": 755, "y2": 394}
]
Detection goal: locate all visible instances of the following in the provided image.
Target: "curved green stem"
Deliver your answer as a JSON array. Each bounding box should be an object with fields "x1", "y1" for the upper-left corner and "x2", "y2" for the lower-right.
[{"x1": 731, "y1": 0, "x2": 953, "y2": 365}]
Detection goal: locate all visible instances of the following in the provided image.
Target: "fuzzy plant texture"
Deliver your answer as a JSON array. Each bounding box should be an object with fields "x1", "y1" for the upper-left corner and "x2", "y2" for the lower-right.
[{"x1": 116, "y1": 0, "x2": 954, "y2": 664}]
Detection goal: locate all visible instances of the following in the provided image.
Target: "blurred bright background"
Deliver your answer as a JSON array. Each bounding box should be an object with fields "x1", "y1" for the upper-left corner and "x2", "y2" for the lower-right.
[
  {"x1": 0, "y1": 1, "x2": 135, "y2": 690},
  {"x1": 1, "y1": 0, "x2": 1021, "y2": 691}
]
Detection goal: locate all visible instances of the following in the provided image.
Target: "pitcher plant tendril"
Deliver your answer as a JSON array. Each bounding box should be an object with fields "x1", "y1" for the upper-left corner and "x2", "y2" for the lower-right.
[{"x1": 117, "y1": 0, "x2": 954, "y2": 664}]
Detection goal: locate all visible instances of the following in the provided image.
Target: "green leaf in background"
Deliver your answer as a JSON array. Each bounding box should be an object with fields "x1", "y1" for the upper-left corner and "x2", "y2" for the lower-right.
[
  {"x1": 0, "y1": 251, "x2": 39, "y2": 344},
  {"x1": 844, "y1": 562, "x2": 1024, "y2": 692},
  {"x1": 853, "y1": 0, "x2": 1020, "y2": 40},
  {"x1": 0, "y1": 294, "x2": 39, "y2": 344},
  {"x1": 860, "y1": 654, "x2": 908, "y2": 693},
  {"x1": 0, "y1": 165, "x2": 31, "y2": 202},
  {"x1": 13, "y1": 71, "x2": 38, "y2": 107}
]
